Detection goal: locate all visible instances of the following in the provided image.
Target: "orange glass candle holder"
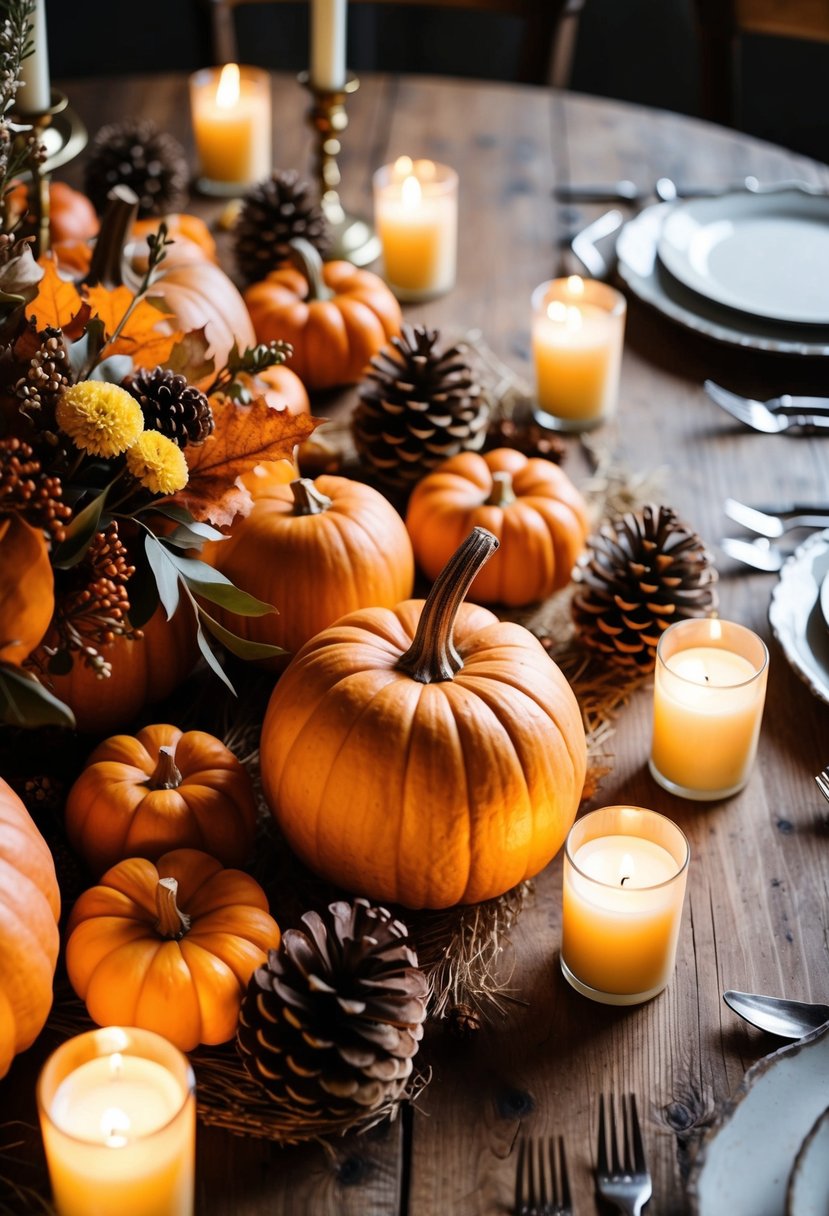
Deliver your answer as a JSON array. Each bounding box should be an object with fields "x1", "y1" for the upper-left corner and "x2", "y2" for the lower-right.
[
  {"x1": 190, "y1": 63, "x2": 271, "y2": 195},
  {"x1": 373, "y1": 157, "x2": 458, "y2": 301},
  {"x1": 561, "y1": 805, "x2": 690, "y2": 1006},
  {"x1": 37, "y1": 1026, "x2": 196, "y2": 1216}
]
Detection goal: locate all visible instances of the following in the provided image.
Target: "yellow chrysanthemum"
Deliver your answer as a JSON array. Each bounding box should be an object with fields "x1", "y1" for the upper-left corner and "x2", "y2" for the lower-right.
[
  {"x1": 56, "y1": 381, "x2": 144, "y2": 457},
  {"x1": 126, "y1": 431, "x2": 189, "y2": 495}
]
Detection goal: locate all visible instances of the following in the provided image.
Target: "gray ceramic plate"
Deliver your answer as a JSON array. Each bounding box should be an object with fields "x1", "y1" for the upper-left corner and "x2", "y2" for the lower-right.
[
  {"x1": 787, "y1": 1108, "x2": 829, "y2": 1216},
  {"x1": 769, "y1": 530, "x2": 829, "y2": 706}
]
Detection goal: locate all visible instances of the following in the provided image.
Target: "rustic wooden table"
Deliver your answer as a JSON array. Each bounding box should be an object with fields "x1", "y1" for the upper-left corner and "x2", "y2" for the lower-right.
[{"x1": 4, "y1": 71, "x2": 829, "y2": 1215}]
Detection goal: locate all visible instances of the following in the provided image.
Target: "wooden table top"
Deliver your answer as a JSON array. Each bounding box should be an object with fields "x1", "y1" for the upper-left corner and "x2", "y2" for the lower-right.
[{"x1": 5, "y1": 70, "x2": 829, "y2": 1215}]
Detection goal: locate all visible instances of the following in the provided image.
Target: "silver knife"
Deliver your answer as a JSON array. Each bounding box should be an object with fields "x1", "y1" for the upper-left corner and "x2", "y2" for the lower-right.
[{"x1": 570, "y1": 209, "x2": 624, "y2": 279}]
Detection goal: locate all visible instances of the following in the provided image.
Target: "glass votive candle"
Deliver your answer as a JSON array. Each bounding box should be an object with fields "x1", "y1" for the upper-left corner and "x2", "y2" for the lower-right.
[
  {"x1": 37, "y1": 1026, "x2": 196, "y2": 1216},
  {"x1": 373, "y1": 156, "x2": 458, "y2": 301},
  {"x1": 561, "y1": 805, "x2": 690, "y2": 1006},
  {"x1": 531, "y1": 275, "x2": 626, "y2": 432},
  {"x1": 650, "y1": 618, "x2": 769, "y2": 801},
  {"x1": 189, "y1": 63, "x2": 271, "y2": 195}
]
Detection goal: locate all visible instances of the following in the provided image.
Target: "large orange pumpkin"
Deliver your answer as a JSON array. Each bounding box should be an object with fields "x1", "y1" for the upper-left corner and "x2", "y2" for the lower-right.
[
  {"x1": 259, "y1": 527, "x2": 587, "y2": 909},
  {"x1": 204, "y1": 470, "x2": 415, "y2": 664},
  {"x1": 0, "y1": 515, "x2": 54, "y2": 665},
  {"x1": 65, "y1": 723, "x2": 258, "y2": 876},
  {"x1": 65, "y1": 848, "x2": 280, "y2": 1051},
  {"x1": 244, "y1": 238, "x2": 402, "y2": 390},
  {"x1": 406, "y1": 448, "x2": 589, "y2": 606},
  {"x1": 0, "y1": 778, "x2": 60, "y2": 1078}
]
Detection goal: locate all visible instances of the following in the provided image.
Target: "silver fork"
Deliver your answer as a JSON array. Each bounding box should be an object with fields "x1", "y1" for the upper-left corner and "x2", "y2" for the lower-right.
[
  {"x1": 816, "y1": 768, "x2": 829, "y2": 805},
  {"x1": 719, "y1": 536, "x2": 788, "y2": 572},
  {"x1": 724, "y1": 499, "x2": 829, "y2": 538},
  {"x1": 704, "y1": 381, "x2": 829, "y2": 434},
  {"x1": 515, "y1": 1135, "x2": 572, "y2": 1216},
  {"x1": 596, "y1": 1094, "x2": 652, "y2": 1216}
]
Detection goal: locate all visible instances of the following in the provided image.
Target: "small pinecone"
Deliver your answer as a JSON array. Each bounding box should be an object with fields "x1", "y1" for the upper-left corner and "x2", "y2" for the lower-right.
[
  {"x1": 15, "y1": 326, "x2": 72, "y2": 426},
  {"x1": 572, "y1": 504, "x2": 718, "y2": 672},
  {"x1": 238, "y1": 899, "x2": 429, "y2": 1142},
  {"x1": 483, "y1": 416, "x2": 567, "y2": 464},
  {"x1": 353, "y1": 325, "x2": 489, "y2": 489},
  {"x1": 123, "y1": 368, "x2": 214, "y2": 448},
  {"x1": 234, "y1": 169, "x2": 331, "y2": 283},
  {"x1": 84, "y1": 120, "x2": 189, "y2": 218},
  {"x1": 446, "y1": 1002, "x2": 482, "y2": 1038}
]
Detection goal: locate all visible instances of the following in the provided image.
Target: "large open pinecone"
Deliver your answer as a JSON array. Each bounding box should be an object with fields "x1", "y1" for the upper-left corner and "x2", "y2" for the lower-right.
[
  {"x1": 352, "y1": 325, "x2": 489, "y2": 489},
  {"x1": 238, "y1": 899, "x2": 428, "y2": 1142},
  {"x1": 123, "y1": 368, "x2": 214, "y2": 448},
  {"x1": 84, "y1": 120, "x2": 189, "y2": 217},
  {"x1": 572, "y1": 504, "x2": 718, "y2": 672},
  {"x1": 234, "y1": 169, "x2": 331, "y2": 283}
]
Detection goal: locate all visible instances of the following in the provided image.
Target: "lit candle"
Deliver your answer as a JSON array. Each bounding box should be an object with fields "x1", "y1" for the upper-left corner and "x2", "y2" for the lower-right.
[
  {"x1": 650, "y1": 618, "x2": 769, "y2": 800},
  {"x1": 561, "y1": 805, "x2": 690, "y2": 1005},
  {"x1": 310, "y1": 0, "x2": 347, "y2": 91},
  {"x1": 373, "y1": 156, "x2": 458, "y2": 301},
  {"x1": 37, "y1": 1027, "x2": 195, "y2": 1216},
  {"x1": 531, "y1": 276, "x2": 626, "y2": 431},
  {"x1": 17, "y1": 0, "x2": 51, "y2": 114},
  {"x1": 189, "y1": 63, "x2": 271, "y2": 194}
]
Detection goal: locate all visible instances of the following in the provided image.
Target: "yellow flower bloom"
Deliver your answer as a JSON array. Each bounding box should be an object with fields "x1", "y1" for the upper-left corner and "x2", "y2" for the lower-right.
[
  {"x1": 56, "y1": 381, "x2": 144, "y2": 457},
  {"x1": 126, "y1": 431, "x2": 188, "y2": 495}
]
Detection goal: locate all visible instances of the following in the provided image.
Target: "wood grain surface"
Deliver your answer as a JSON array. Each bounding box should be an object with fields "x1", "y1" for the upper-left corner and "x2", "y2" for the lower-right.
[{"x1": 4, "y1": 71, "x2": 829, "y2": 1216}]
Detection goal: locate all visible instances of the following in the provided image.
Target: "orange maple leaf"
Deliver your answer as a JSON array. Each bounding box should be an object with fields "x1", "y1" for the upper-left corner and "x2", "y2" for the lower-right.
[
  {"x1": 27, "y1": 258, "x2": 84, "y2": 331},
  {"x1": 171, "y1": 398, "x2": 323, "y2": 528},
  {"x1": 84, "y1": 284, "x2": 181, "y2": 367}
]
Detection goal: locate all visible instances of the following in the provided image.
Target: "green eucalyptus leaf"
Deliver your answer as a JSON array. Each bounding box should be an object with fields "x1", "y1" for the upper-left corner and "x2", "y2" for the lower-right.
[
  {"x1": 52, "y1": 485, "x2": 110, "y2": 569},
  {"x1": 198, "y1": 607, "x2": 285, "y2": 661},
  {"x1": 144, "y1": 533, "x2": 180, "y2": 621},
  {"x1": 89, "y1": 354, "x2": 134, "y2": 384},
  {"x1": 0, "y1": 665, "x2": 76, "y2": 728},
  {"x1": 164, "y1": 551, "x2": 275, "y2": 616},
  {"x1": 163, "y1": 522, "x2": 227, "y2": 550},
  {"x1": 126, "y1": 550, "x2": 160, "y2": 629},
  {"x1": 68, "y1": 318, "x2": 106, "y2": 378},
  {"x1": 194, "y1": 622, "x2": 236, "y2": 694}
]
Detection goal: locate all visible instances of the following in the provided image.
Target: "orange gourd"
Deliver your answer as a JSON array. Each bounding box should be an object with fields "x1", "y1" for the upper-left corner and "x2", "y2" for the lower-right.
[
  {"x1": 65, "y1": 723, "x2": 258, "y2": 876},
  {"x1": 65, "y1": 848, "x2": 280, "y2": 1051},
  {"x1": 259, "y1": 527, "x2": 587, "y2": 909},
  {"x1": 406, "y1": 448, "x2": 590, "y2": 606},
  {"x1": 0, "y1": 778, "x2": 60, "y2": 1078},
  {"x1": 133, "y1": 213, "x2": 217, "y2": 261},
  {"x1": 244, "y1": 238, "x2": 402, "y2": 390},
  {"x1": 9, "y1": 180, "x2": 99, "y2": 244},
  {"x1": 204, "y1": 470, "x2": 415, "y2": 664},
  {"x1": 0, "y1": 515, "x2": 54, "y2": 665},
  {"x1": 223, "y1": 364, "x2": 310, "y2": 416}
]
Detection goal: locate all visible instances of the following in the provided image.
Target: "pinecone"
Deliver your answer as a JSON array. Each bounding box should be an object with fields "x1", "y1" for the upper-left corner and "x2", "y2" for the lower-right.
[
  {"x1": 483, "y1": 415, "x2": 567, "y2": 463},
  {"x1": 14, "y1": 326, "x2": 72, "y2": 428},
  {"x1": 353, "y1": 325, "x2": 489, "y2": 489},
  {"x1": 572, "y1": 504, "x2": 718, "y2": 672},
  {"x1": 238, "y1": 899, "x2": 429, "y2": 1142},
  {"x1": 234, "y1": 169, "x2": 331, "y2": 283},
  {"x1": 123, "y1": 367, "x2": 214, "y2": 448},
  {"x1": 83, "y1": 120, "x2": 189, "y2": 218}
]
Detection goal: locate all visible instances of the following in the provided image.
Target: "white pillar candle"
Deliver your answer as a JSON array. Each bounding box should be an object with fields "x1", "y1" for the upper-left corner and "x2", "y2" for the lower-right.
[
  {"x1": 189, "y1": 63, "x2": 272, "y2": 194},
  {"x1": 650, "y1": 618, "x2": 769, "y2": 800},
  {"x1": 373, "y1": 157, "x2": 458, "y2": 301},
  {"x1": 310, "y1": 0, "x2": 347, "y2": 92},
  {"x1": 17, "y1": 0, "x2": 51, "y2": 114}
]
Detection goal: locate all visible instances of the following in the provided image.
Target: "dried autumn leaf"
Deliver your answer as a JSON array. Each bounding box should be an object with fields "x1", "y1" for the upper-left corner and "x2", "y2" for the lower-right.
[
  {"x1": 172, "y1": 397, "x2": 322, "y2": 528},
  {"x1": 84, "y1": 284, "x2": 182, "y2": 368},
  {"x1": 0, "y1": 515, "x2": 55, "y2": 665},
  {"x1": 27, "y1": 257, "x2": 84, "y2": 332}
]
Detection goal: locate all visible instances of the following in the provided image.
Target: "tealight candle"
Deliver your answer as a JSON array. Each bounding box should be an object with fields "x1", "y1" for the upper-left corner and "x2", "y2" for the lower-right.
[
  {"x1": 650, "y1": 618, "x2": 769, "y2": 800},
  {"x1": 373, "y1": 157, "x2": 458, "y2": 301},
  {"x1": 37, "y1": 1026, "x2": 195, "y2": 1216},
  {"x1": 561, "y1": 805, "x2": 690, "y2": 1005},
  {"x1": 189, "y1": 63, "x2": 271, "y2": 194},
  {"x1": 531, "y1": 276, "x2": 626, "y2": 431}
]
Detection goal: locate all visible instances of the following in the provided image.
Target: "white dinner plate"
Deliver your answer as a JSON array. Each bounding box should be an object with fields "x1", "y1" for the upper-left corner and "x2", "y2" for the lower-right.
[
  {"x1": 616, "y1": 204, "x2": 829, "y2": 357},
  {"x1": 769, "y1": 530, "x2": 829, "y2": 706},
  {"x1": 820, "y1": 572, "x2": 829, "y2": 633},
  {"x1": 658, "y1": 189, "x2": 829, "y2": 325},
  {"x1": 688, "y1": 1023, "x2": 829, "y2": 1216},
  {"x1": 787, "y1": 1108, "x2": 829, "y2": 1216}
]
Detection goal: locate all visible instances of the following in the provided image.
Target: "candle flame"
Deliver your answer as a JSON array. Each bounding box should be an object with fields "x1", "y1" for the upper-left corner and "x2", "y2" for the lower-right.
[
  {"x1": 393, "y1": 155, "x2": 414, "y2": 180},
  {"x1": 566, "y1": 274, "x2": 585, "y2": 296},
  {"x1": 710, "y1": 619, "x2": 723, "y2": 641},
  {"x1": 108, "y1": 1052, "x2": 124, "y2": 1079},
  {"x1": 216, "y1": 62, "x2": 241, "y2": 108},
  {"x1": 401, "y1": 174, "x2": 422, "y2": 209},
  {"x1": 619, "y1": 853, "x2": 635, "y2": 886},
  {"x1": 546, "y1": 300, "x2": 583, "y2": 330},
  {"x1": 101, "y1": 1106, "x2": 131, "y2": 1149}
]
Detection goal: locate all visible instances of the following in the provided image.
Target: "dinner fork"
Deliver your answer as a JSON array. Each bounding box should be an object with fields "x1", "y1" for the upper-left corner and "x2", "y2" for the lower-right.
[
  {"x1": 816, "y1": 767, "x2": 829, "y2": 805},
  {"x1": 719, "y1": 536, "x2": 788, "y2": 572},
  {"x1": 724, "y1": 499, "x2": 829, "y2": 538},
  {"x1": 515, "y1": 1135, "x2": 571, "y2": 1216},
  {"x1": 596, "y1": 1094, "x2": 652, "y2": 1216},
  {"x1": 704, "y1": 381, "x2": 829, "y2": 434}
]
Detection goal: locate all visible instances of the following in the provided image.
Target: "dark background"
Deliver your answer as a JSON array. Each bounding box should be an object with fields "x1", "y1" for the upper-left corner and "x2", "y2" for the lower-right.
[{"x1": 45, "y1": 0, "x2": 828, "y2": 164}]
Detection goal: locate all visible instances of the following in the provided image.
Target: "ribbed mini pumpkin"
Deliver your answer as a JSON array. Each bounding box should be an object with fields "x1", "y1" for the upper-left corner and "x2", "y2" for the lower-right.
[
  {"x1": 204, "y1": 469, "x2": 415, "y2": 664},
  {"x1": 65, "y1": 724, "x2": 258, "y2": 876},
  {"x1": 259, "y1": 528, "x2": 587, "y2": 909},
  {"x1": 65, "y1": 849, "x2": 280, "y2": 1052},
  {"x1": 405, "y1": 447, "x2": 589, "y2": 606}
]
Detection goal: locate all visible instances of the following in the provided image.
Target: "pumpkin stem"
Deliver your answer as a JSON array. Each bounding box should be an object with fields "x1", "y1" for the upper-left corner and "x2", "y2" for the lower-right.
[
  {"x1": 396, "y1": 527, "x2": 499, "y2": 684},
  {"x1": 288, "y1": 237, "x2": 334, "y2": 302},
  {"x1": 85, "y1": 185, "x2": 139, "y2": 289},
  {"x1": 155, "y1": 877, "x2": 191, "y2": 940},
  {"x1": 485, "y1": 471, "x2": 515, "y2": 508},
  {"x1": 148, "y1": 745, "x2": 183, "y2": 791},
  {"x1": 290, "y1": 477, "x2": 332, "y2": 515}
]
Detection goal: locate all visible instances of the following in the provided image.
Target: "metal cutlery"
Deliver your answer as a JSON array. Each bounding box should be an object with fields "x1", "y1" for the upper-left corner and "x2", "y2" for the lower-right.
[
  {"x1": 555, "y1": 176, "x2": 760, "y2": 205},
  {"x1": 724, "y1": 498, "x2": 829, "y2": 538},
  {"x1": 570, "y1": 208, "x2": 624, "y2": 278},
  {"x1": 596, "y1": 1094, "x2": 652, "y2": 1216},
  {"x1": 706, "y1": 381, "x2": 829, "y2": 418},
  {"x1": 723, "y1": 990, "x2": 829, "y2": 1039},
  {"x1": 704, "y1": 380, "x2": 829, "y2": 434},
  {"x1": 719, "y1": 536, "x2": 788, "y2": 572},
  {"x1": 816, "y1": 766, "x2": 829, "y2": 805},
  {"x1": 515, "y1": 1135, "x2": 571, "y2": 1216}
]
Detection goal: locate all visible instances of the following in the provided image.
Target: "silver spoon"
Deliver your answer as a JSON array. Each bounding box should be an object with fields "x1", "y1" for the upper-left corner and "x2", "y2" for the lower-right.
[{"x1": 724, "y1": 990, "x2": 829, "y2": 1039}]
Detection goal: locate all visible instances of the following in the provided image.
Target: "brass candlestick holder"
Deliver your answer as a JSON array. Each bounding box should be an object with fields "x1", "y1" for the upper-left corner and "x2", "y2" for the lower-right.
[
  {"x1": 12, "y1": 88, "x2": 88, "y2": 256},
  {"x1": 299, "y1": 72, "x2": 380, "y2": 267}
]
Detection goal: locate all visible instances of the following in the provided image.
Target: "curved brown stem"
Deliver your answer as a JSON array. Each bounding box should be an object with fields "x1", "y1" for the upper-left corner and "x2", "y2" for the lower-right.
[
  {"x1": 291, "y1": 478, "x2": 332, "y2": 516},
  {"x1": 84, "y1": 185, "x2": 139, "y2": 289},
  {"x1": 396, "y1": 527, "x2": 499, "y2": 684},
  {"x1": 288, "y1": 236, "x2": 334, "y2": 302},
  {"x1": 485, "y1": 470, "x2": 515, "y2": 508},
  {"x1": 148, "y1": 745, "x2": 182, "y2": 791},
  {"x1": 155, "y1": 877, "x2": 191, "y2": 940}
]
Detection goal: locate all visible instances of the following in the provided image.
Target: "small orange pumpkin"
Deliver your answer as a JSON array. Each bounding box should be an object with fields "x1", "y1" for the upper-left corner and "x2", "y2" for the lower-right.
[
  {"x1": 0, "y1": 515, "x2": 54, "y2": 666},
  {"x1": 204, "y1": 470, "x2": 415, "y2": 664},
  {"x1": 9, "y1": 180, "x2": 99, "y2": 244},
  {"x1": 259, "y1": 527, "x2": 587, "y2": 909},
  {"x1": 65, "y1": 848, "x2": 280, "y2": 1051},
  {"x1": 133, "y1": 213, "x2": 217, "y2": 261},
  {"x1": 406, "y1": 448, "x2": 590, "y2": 606},
  {"x1": 65, "y1": 723, "x2": 258, "y2": 876},
  {"x1": 212, "y1": 363, "x2": 310, "y2": 417},
  {"x1": 0, "y1": 778, "x2": 60, "y2": 1078},
  {"x1": 244, "y1": 238, "x2": 402, "y2": 390}
]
